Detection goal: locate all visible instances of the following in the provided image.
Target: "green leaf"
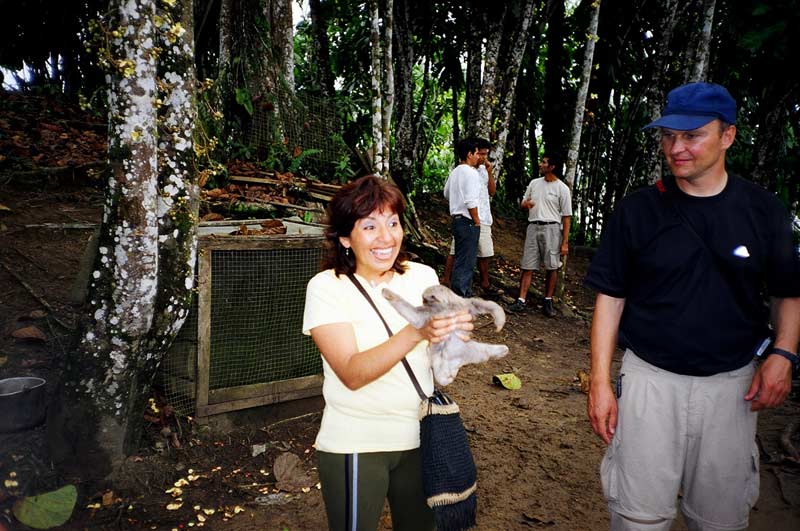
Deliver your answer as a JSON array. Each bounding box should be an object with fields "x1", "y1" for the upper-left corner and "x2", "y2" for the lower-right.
[
  {"x1": 235, "y1": 88, "x2": 254, "y2": 115},
  {"x1": 492, "y1": 373, "x2": 522, "y2": 390},
  {"x1": 13, "y1": 485, "x2": 77, "y2": 529}
]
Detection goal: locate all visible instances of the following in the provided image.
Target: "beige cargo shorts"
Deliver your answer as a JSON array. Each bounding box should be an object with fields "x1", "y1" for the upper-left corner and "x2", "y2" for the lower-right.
[
  {"x1": 520, "y1": 223, "x2": 561, "y2": 270},
  {"x1": 601, "y1": 350, "x2": 760, "y2": 530},
  {"x1": 448, "y1": 224, "x2": 494, "y2": 258}
]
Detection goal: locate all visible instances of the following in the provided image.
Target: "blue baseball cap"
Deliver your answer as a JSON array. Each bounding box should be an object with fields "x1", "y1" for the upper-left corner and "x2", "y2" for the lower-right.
[{"x1": 643, "y1": 82, "x2": 737, "y2": 130}]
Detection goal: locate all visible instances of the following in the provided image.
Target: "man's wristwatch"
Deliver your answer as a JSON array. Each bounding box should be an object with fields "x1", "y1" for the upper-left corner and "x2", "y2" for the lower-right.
[{"x1": 768, "y1": 347, "x2": 800, "y2": 377}]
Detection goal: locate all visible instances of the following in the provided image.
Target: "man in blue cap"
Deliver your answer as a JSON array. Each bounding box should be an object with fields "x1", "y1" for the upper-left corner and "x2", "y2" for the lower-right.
[{"x1": 584, "y1": 82, "x2": 800, "y2": 530}]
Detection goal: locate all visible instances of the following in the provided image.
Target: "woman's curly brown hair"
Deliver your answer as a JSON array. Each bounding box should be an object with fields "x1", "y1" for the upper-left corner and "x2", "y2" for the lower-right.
[{"x1": 321, "y1": 175, "x2": 410, "y2": 277}]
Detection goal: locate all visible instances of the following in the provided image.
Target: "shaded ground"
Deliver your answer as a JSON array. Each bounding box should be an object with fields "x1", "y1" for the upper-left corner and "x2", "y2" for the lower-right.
[{"x1": 1, "y1": 94, "x2": 799, "y2": 530}]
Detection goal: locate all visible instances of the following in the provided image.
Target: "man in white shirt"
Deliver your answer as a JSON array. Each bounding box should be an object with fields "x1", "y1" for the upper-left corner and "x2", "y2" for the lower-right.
[
  {"x1": 442, "y1": 137, "x2": 500, "y2": 297},
  {"x1": 508, "y1": 154, "x2": 572, "y2": 316},
  {"x1": 443, "y1": 137, "x2": 482, "y2": 297}
]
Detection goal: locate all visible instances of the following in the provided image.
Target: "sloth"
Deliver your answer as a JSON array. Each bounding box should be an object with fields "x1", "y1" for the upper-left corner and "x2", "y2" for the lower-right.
[{"x1": 382, "y1": 284, "x2": 509, "y2": 386}]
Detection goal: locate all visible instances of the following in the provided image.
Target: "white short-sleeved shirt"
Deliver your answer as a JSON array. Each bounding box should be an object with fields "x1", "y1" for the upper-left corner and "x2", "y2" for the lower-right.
[
  {"x1": 477, "y1": 165, "x2": 493, "y2": 226},
  {"x1": 523, "y1": 177, "x2": 573, "y2": 224},
  {"x1": 302, "y1": 262, "x2": 437, "y2": 453},
  {"x1": 444, "y1": 164, "x2": 481, "y2": 217}
]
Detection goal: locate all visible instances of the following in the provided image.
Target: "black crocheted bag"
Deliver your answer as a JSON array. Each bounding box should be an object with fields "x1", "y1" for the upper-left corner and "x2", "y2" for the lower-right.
[
  {"x1": 419, "y1": 390, "x2": 477, "y2": 531},
  {"x1": 346, "y1": 274, "x2": 478, "y2": 530}
]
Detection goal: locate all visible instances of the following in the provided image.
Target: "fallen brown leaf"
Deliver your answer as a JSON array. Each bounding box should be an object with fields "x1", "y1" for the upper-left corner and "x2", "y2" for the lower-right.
[
  {"x1": 11, "y1": 325, "x2": 47, "y2": 341},
  {"x1": 102, "y1": 491, "x2": 115, "y2": 506}
]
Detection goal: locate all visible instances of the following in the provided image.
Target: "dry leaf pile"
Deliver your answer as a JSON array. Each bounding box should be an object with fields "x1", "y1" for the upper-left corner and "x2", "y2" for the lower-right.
[{"x1": 0, "y1": 92, "x2": 106, "y2": 171}]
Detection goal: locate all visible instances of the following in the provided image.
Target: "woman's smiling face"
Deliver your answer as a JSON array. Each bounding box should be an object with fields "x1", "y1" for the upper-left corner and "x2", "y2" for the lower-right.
[{"x1": 340, "y1": 206, "x2": 404, "y2": 283}]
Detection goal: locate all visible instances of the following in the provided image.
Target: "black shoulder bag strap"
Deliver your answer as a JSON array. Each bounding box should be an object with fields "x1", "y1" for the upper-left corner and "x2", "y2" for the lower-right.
[
  {"x1": 346, "y1": 273, "x2": 427, "y2": 400},
  {"x1": 655, "y1": 179, "x2": 755, "y2": 316}
]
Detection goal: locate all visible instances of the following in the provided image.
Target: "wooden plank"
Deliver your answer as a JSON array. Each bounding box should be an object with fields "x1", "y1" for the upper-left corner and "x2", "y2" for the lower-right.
[
  {"x1": 208, "y1": 374, "x2": 323, "y2": 404},
  {"x1": 195, "y1": 248, "x2": 212, "y2": 414},
  {"x1": 307, "y1": 191, "x2": 335, "y2": 202},
  {"x1": 229, "y1": 174, "x2": 281, "y2": 185},
  {"x1": 198, "y1": 235, "x2": 325, "y2": 251},
  {"x1": 198, "y1": 384, "x2": 323, "y2": 417}
]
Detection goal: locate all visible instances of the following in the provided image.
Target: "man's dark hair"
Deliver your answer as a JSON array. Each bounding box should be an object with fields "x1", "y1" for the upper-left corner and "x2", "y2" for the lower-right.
[
  {"x1": 475, "y1": 137, "x2": 492, "y2": 150},
  {"x1": 543, "y1": 153, "x2": 563, "y2": 177},
  {"x1": 456, "y1": 137, "x2": 480, "y2": 162}
]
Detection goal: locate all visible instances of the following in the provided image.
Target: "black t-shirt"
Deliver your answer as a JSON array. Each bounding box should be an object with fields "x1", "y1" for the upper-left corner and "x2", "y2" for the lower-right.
[{"x1": 585, "y1": 174, "x2": 800, "y2": 376}]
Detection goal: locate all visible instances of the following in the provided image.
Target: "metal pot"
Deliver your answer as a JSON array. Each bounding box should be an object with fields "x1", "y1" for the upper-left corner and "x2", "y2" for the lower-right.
[{"x1": 0, "y1": 377, "x2": 47, "y2": 433}]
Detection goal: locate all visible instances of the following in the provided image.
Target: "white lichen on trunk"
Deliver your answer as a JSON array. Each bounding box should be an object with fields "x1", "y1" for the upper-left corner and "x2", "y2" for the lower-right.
[
  {"x1": 65, "y1": 0, "x2": 198, "y2": 464},
  {"x1": 369, "y1": 0, "x2": 384, "y2": 174},
  {"x1": 380, "y1": 0, "x2": 394, "y2": 176},
  {"x1": 85, "y1": 0, "x2": 160, "y2": 399}
]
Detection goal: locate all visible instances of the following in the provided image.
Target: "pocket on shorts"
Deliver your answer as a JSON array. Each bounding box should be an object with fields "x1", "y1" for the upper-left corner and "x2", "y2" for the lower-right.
[
  {"x1": 545, "y1": 249, "x2": 561, "y2": 270},
  {"x1": 600, "y1": 436, "x2": 621, "y2": 503},
  {"x1": 744, "y1": 442, "x2": 760, "y2": 509}
]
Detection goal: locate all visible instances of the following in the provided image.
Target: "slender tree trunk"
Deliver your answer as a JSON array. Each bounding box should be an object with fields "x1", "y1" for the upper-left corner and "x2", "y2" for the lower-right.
[
  {"x1": 752, "y1": 82, "x2": 799, "y2": 189},
  {"x1": 464, "y1": 2, "x2": 482, "y2": 137},
  {"x1": 558, "y1": 0, "x2": 601, "y2": 302},
  {"x1": 686, "y1": 0, "x2": 716, "y2": 83},
  {"x1": 391, "y1": 0, "x2": 414, "y2": 193},
  {"x1": 488, "y1": 0, "x2": 535, "y2": 182},
  {"x1": 542, "y1": 0, "x2": 568, "y2": 156},
  {"x1": 369, "y1": 0, "x2": 384, "y2": 173},
  {"x1": 309, "y1": 0, "x2": 335, "y2": 96},
  {"x1": 269, "y1": 0, "x2": 295, "y2": 91},
  {"x1": 564, "y1": 0, "x2": 601, "y2": 188},
  {"x1": 381, "y1": 0, "x2": 394, "y2": 176},
  {"x1": 643, "y1": 0, "x2": 682, "y2": 184},
  {"x1": 475, "y1": 6, "x2": 507, "y2": 139}
]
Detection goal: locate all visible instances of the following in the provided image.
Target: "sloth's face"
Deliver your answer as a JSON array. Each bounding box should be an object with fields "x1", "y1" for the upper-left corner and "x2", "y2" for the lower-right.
[{"x1": 422, "y1": 285, "x2": 455, "y2": 306}]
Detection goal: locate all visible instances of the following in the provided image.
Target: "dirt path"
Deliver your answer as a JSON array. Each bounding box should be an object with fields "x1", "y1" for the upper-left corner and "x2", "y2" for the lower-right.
[{"x1": 1, "y1": 187, "x2": 799, "y2": 531}]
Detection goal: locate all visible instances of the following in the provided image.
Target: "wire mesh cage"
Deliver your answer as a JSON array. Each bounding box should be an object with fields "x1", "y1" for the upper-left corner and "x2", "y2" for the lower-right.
[
  {"x1": 158, "y1": 227, "x2": 326, "y2": 418},
  {"x1": 248, "y1": 86, "x2": 348, "y2": 173}
]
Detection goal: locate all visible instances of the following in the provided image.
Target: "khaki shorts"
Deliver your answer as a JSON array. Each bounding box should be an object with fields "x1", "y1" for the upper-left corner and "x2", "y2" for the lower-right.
[
  {"x1": 520, "y1": 223, "x2": 561, "y2": 270},
  {"x1": 449, "y1": 224, "x2": 494, "y2": 258},
  {"x1": 602, "y1": 350, "x2": 760, "y2": 529}
]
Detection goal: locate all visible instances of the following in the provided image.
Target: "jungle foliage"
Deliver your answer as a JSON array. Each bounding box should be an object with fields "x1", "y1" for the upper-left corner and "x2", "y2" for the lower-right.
[{"x1": 2, "y1": 0, "x2": 798, "y2": 244}]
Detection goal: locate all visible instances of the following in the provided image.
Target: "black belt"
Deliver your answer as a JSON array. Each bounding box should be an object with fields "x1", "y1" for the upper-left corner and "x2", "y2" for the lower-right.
[
  {"x1": 452, "y1": 214, "x2": 470, "y2": 220},
  {"x1": 528, "y1": 220, "x2": 559, "y2": 225}
]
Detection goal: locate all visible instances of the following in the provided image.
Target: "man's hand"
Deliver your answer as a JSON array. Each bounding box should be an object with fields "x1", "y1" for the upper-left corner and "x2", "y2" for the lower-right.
[
  {"x1": 744, "y1": 354, "x2": 793, "y2": 411},
  {"x1": 521, "y1": 199, "x2": 534, "y2": 210},
  {"x1": 560, "y1": 241, "x2": 569, "y2": 256},
  {"x1": 588, "y1": 378, "x2": 618, "y2": 444}
]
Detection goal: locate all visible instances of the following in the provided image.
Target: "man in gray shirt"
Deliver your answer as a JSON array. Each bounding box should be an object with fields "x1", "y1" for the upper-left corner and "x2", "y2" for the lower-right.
[{"x1": 508, "y1": 153, "x2": 572, "y2": 317}]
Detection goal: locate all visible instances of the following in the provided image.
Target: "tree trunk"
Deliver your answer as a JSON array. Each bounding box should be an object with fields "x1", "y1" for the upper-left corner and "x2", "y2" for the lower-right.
[
  {"x1": 752, "y1": 82, "x2": 798, "y2": 189},
  {"x1": 475, "y1": 5, "x2": 507, "y2": 139},
  {"x1": 642, "y1": 0, "x2": 682, "y2": 184},
  {"x1": 269, "y1": 0, "x2": 296, "y2": 91},
  {"x1": 49, "y1": 0, "x2": 198, "y2": 477},
  {"x1": 686, "y1": 0, "x2": 716, "y2": 83},
  {"x1": 309, "y1": 0, "x2": 335, "y2": 96},
  {"x1": 542, "y1": 0, "x2": 568, "y2": 157},
  {"x1": 369, "y1": 0, "x2": 384, "y2": 173},
  {"x1": 381, "y1": 0, "x2": 395, "y2": 176},
  {"x1": 564, "y1": 0, "x2": 601, "y2": 188},
  {"x1": 487, "y1": 0, "x2": 536, "y2": 182},
  {"x1": 558, "y1": 0, "x2": 601, "y2": 302},
  {"x1": 463, "y1": 2, "x2": 483, "y2": 137},
  {"x1": 391, "y1": 0, "x2": 414, "y2": 193}
]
